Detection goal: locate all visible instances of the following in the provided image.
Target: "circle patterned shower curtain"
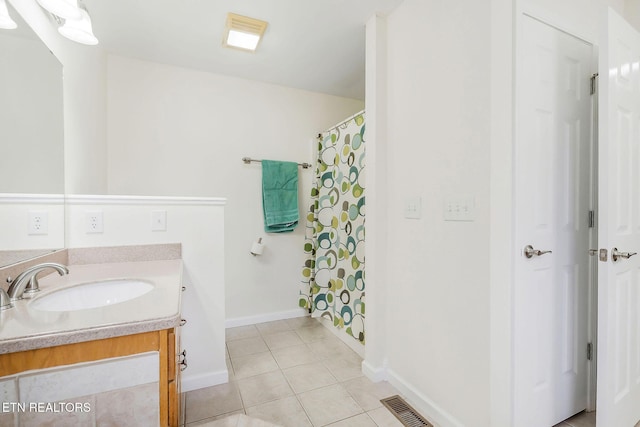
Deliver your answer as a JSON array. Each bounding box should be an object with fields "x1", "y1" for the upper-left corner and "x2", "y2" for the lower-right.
[{"x1": 299, "y1": 111, "x2": 365, "y2": 344}]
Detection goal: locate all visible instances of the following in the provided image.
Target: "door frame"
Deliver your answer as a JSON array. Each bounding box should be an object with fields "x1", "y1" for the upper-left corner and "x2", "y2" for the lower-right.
[
  {"x1": 586, "y1": 51, "x2": 599, "y2": 413},
  {"x1": 512, "y1": 4, "x2": 599, "y2": 419}
]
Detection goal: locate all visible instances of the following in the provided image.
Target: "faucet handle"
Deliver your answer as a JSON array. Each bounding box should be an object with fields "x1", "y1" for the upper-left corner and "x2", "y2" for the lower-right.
[
  {"x1": 23, "y1": 276, "x2": 41, "y2": 297},
  {"x1": 0, "y1": 289, "x2": 13, "y2": 310}
]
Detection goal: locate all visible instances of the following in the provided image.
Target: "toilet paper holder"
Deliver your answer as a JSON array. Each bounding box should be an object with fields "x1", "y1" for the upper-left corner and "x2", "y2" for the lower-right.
[{"x1": 250, "y1": 238, "x2": 264, "y2": 256}]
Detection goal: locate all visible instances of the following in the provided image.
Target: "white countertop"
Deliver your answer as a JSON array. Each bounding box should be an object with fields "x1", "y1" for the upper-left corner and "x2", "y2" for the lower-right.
[{"x1": 0, "y1": 259, "x2": 183, "y2": 354}]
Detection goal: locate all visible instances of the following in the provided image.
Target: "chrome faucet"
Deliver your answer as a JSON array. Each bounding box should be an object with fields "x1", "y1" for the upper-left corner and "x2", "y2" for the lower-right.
[
  {"x1": 7, "y1": 263, "x2": 69, "y2": 301},
  {"x1": 0, "y1": 288, "x2": 11, "y2": 310}
]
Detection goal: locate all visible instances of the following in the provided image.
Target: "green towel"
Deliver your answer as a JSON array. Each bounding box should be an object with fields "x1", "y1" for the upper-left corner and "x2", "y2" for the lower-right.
[{"x1": 262, "y1": 160, "x2": 299, "y2": 233}]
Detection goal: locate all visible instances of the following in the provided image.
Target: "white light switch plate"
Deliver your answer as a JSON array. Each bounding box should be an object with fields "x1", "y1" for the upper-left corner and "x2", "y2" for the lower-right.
[
  {"x1": 404, "y1": 197, "x2": 421, "y2": 219},
  {"x1": 444, "y1": 194, "x2": 475, "y2": 221},
  {"x1": 151, "y1": 210, "x2": 167, "y2": 231}
]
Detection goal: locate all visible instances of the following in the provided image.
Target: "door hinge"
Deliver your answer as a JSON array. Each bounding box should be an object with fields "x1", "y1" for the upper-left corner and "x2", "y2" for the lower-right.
[
  {"x1": 590, "y1": 73, "x2": 599, "y2": 95},
  {"x1": 587, "y1": 342, "x2": 593, "y2": 361},
  {"x1": 588, "y1": 210, "x2": 595, "y2": 228}
]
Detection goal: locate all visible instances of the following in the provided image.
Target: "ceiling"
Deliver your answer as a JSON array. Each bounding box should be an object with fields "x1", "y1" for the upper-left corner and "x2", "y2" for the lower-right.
[{"x1": 83, "y1": 0, "x2": 404, "y2": 100}]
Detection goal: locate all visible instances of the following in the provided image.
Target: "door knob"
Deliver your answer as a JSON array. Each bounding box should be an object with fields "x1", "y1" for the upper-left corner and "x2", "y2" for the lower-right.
[
  {"x1": 611, "y1": 247, "x2": 637, "y2": 262},
  {"x1": 524, "y1": 245, "x2": 552, "y2": 258}
]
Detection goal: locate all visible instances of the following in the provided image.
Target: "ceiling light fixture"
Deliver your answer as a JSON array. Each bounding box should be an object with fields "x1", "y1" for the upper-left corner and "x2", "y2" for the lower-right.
[
  {"x1": 0, "y1": 0, "x2": 17, "y2": 30},
  {"x1": 223, "y1": 12, "x2": 268, "y2": 52},
  {"x1": 58, "y1": 4, "x2": 98, "y2": 45},
  {"x1": 36, "y1": 0, "x2": 81, "y2": 21}
]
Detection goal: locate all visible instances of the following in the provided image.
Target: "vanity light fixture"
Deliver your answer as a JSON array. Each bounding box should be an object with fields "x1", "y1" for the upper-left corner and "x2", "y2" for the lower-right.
[
  {"x1": 222, "y1": 12, "x2": 268, "y2": 52},
  {"x1": 36, "y1": 0, "x2": 98, "y2": 45},
  {"x1": 36, "y1": 0, "x2": 81, "y2": 21},
  {"x1": 58, "y1": 2, "x2": 98, "y2": 45},
  {"x1": 0, "y1": 0, "x2": 17, "y2": 30}
]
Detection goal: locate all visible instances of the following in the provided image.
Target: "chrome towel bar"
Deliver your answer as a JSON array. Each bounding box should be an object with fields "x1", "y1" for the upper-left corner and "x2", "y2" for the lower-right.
[{"x1": 242, "y1": 157, "x2": 312, "y2": 169}]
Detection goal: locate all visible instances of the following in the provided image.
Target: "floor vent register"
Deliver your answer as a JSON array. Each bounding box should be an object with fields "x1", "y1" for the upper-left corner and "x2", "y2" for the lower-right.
[{"x1": 380, "y1": 395, "x2": 434, "y2": 427}]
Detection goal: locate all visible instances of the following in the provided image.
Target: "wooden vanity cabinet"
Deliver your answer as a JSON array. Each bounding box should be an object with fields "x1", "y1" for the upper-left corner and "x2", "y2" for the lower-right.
[
  {"x1": 0, "y1": 328, "x2": 181, "y2": 427},
  {"x1": 163, "y1": 327, "x2": 182, "y2": 427},
  {"x1": 167, "y1": 327, "x2": 182, "y2": 426}
]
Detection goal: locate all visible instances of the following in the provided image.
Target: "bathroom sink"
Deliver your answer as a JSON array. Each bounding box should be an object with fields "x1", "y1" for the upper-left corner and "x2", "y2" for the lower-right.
[{"x1": 30, "y1": 279, "x2": 154, "y2": 312}]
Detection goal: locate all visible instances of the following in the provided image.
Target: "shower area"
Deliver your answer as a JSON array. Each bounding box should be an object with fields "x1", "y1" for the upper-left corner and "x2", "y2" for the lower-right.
[{"x1": 300, "y1": 111, "x2": 366, "y2": 345}]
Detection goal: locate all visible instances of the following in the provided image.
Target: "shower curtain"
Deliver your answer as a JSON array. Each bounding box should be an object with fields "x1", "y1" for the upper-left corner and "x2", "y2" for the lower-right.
[{"x1": 300, "y1": 111, "x2": 365, "y2": 343}]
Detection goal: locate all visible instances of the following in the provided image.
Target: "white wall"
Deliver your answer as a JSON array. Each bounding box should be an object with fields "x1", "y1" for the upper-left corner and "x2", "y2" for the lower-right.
[
  {"x1": 65, "y1": 195, "x2": 227, "y2": 391},
  {"x1": 489, "y1": 0, "x2": 515, "y2": 425},
  {"x1": 8, "y1": 0, "x2": 107, "y2": 195},
  {"x1": 380, "y1": 1, "x2": 491, "y2": 426},
  {"x1": 105, "y1": 55, "x2": 364, "y2": 322},
  {"x1": 0, "y1": 194, "x2": 64, "y2": 252},
  {"x1": 626, "y1": 0, "x2": 640, "y2": 31},
  {"x1": 0, "y1": 33, "x2": 64, "y2": 194},
  {"x1": 363, "y1": 15, "x2": 389, "y2": 382}
]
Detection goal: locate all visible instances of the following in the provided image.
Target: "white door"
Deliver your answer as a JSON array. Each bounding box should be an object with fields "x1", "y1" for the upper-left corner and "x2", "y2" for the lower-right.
[
  {"x1": 514, "y1": 15, "x2": 594, "y2": 427},
  {"x1": 597, "y1": 9, "x2": 640, "y2": 427}
]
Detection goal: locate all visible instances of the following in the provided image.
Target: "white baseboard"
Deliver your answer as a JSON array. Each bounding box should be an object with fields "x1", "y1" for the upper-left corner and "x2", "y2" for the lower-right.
[
  {"x1": 387, "y1": 368, "x2": 464, "y2": 427},
  {"x1": 362, "y1": 360, "x2": 387, "y2": 382},
  {"x1": 181, "y1": 370, "x2": 228, "y2": 392},
  {"x1": 225, "y1": 308, "x2": 308, "y2": 328}
]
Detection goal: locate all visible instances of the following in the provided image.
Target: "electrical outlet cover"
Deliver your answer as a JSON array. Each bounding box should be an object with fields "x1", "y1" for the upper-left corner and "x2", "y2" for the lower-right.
[
  {"x1": 28, "y1": 211, "x2": 49, "y2": 235},
  {"x1": 85, "y1": 211, "x2": 104, "y2": 233}
]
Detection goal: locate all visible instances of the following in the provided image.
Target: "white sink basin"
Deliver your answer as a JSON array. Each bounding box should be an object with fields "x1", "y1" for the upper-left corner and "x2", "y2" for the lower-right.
[{"x1": 30, "y1": 279, "x2": 154, "y2": 312}]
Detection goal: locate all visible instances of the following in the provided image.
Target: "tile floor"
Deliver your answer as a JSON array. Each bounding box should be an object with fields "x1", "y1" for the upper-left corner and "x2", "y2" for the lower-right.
[
  {"x1": 553, "y1": 411, "x2": 595, "y2": 427},
  {"x1": 183, "y1": 317, "x2": 596, "y2": 427},
  {"x1": 182, "y1": 317, "x2": 406, "y2": 427}
]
